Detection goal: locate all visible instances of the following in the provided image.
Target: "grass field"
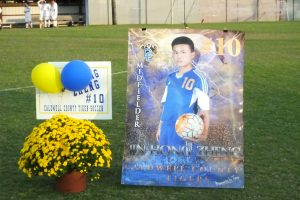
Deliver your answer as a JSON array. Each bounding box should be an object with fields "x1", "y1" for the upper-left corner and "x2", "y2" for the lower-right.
[{"x1": 0, "y1": 22, "x2": 299, "y2": 200}]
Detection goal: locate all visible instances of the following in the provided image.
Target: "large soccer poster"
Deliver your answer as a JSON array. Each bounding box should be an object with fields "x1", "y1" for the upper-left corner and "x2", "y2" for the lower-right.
[{"x1": 122, "y1": 29, "x2": 244, "y2": 188}]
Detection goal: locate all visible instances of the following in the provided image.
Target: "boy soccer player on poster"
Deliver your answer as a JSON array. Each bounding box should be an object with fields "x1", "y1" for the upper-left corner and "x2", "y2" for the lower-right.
[{"x1": 156, "y1": 36, "x2": 210, "y2": 149}]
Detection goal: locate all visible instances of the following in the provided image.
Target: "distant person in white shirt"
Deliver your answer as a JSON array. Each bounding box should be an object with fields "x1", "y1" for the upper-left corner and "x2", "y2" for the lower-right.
[
  {"x1": 38, "y1": 0, "x2": 50, "y2": 28},
  {"x1": 24, "y1": 2, "x2": 33, "y2": 28},
  {"x1": 44, "y1": 1, "x2": 51, "y2": 28},
  {"x1": 50, "y1": 0, "x2": 58, "y2": 27},
  {"x1": 37, "y1": 0, "x2": 45, "y2": 28},
  {"x1": 0, "y1": 7, "x2": 2, "y2": 30}
]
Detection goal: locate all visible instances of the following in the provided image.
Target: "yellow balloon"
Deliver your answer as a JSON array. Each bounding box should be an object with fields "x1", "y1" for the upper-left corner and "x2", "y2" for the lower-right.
[{"x1": 31, "y1": 63, "x2": 63, "y2": 93}]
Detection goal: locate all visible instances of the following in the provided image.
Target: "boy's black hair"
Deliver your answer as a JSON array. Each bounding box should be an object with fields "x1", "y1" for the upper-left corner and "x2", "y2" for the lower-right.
[{"x1": 171, "y1": 36, "x2": 194, "y2": 52}]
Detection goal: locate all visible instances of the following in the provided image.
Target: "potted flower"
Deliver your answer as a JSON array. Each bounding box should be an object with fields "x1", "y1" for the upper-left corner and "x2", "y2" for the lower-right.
[{"x1": 18, "y1": 114, "x2": 112, "y2": 193}]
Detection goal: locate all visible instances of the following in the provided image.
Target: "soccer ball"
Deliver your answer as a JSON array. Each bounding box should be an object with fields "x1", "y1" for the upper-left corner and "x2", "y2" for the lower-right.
[{"x1": 175, "y1": 113, "x2": 204, "y2": 141}]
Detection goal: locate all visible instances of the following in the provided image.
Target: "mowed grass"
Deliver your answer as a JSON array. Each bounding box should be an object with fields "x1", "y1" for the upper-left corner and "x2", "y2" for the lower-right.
[{"x1": 0, "y1": 22, "x2": 299, "y2": 200}]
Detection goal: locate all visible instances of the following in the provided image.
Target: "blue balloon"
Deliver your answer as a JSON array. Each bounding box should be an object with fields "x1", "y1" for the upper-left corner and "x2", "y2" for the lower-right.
[{"x1": 61, "y1": 60, "x2": 92, "y2": 91}]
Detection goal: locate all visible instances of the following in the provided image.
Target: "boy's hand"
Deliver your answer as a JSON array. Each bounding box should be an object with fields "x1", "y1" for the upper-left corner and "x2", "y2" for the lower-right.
[
  {"x1": 189, "y1": 129, "x2": 207, "y2": 143},
  {"x1": 156, "y1": 129, "x2": 160, "y2": 142}
]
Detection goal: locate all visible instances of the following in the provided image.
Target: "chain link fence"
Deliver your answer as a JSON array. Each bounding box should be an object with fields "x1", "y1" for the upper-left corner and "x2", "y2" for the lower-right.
[
  {"x1": 1, "y1": 0, "x2": 299, "y2": 25},
  {"x1": 86, "y1": 0, "x2": 299, "y2": 25}
]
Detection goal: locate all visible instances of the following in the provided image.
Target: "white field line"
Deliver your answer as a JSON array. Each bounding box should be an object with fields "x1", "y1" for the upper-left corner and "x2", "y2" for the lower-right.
[{"x1": 0, "y1": 70, "x2": 127, "y2": 92}]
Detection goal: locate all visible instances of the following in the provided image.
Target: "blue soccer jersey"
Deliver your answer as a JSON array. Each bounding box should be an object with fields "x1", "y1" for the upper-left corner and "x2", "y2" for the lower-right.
[{"x1": 159, "y1": 68, "x2": 209, "y2": 147}]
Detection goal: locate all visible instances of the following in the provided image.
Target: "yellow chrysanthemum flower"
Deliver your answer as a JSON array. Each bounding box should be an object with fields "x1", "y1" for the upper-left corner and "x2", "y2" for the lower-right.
[{"x1": 18, "y1": 114, "x2": 112, "y2": 180}]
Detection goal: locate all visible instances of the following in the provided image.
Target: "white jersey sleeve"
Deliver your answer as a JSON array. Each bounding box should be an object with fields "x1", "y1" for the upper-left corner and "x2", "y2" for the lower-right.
[{"x1": 195, "y1": 88, "x2": 210, "y2": 110}]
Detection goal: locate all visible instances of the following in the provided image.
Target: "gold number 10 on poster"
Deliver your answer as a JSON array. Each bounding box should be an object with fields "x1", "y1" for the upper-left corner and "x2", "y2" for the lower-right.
[{"x1": 204, "y1": 38, "x2": 241, "y2": 57}]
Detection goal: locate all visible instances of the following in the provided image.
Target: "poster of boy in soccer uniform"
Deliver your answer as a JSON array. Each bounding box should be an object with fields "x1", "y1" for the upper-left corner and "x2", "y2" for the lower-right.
[
  {"x1": 122, "y1": 29, "x2": 245, "y2": 188},
  {"x1": 156, "y1": 36, "x2": 210, "y2": 150}
]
